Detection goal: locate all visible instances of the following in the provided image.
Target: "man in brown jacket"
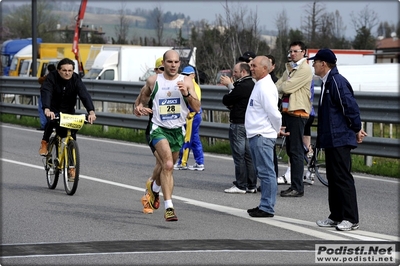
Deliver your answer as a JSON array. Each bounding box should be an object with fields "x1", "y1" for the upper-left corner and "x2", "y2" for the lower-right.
[{"x1": 275, "y1": 41, "x2": 312, "y2": 197}]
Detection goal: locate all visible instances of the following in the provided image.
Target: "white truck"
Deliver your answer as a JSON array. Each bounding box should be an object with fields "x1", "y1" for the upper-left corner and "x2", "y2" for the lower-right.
[{"x1": 83, "y1": 45, "x2": 197, "y2": 82}]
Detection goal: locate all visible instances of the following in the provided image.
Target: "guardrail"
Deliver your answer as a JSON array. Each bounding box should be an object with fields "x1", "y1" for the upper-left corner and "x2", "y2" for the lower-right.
[{"x1": 1, "y1": 76, "x2": 399, "y2": 159}]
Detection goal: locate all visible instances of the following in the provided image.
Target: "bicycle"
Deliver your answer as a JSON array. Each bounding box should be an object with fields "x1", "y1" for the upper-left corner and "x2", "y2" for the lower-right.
[
  {"x1": 42, "y1": 112, "x2": 87, "y2": 195},
  {"x1": 304, "y1": 144, "x2": 328, "y2": 187},
  {"x1": 276, "y1": 136, "x2": 328, "y2": 187}
]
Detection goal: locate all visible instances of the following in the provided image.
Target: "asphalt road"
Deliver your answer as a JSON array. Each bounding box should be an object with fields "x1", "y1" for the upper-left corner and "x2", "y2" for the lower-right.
[{"x1": 1, "y1": 124, "x2": 399, "y2": 266}]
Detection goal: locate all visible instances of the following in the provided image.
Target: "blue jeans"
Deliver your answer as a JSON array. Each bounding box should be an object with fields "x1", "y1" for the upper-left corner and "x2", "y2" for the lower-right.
[
  {"x1": 249, "y1": 135, "x2": 277, "y2": 214},
  {"x1": 38, "y1": 96, "x2": 47, "y2": 129},
  {"x1": 229, "y1": 124, "x2": 256, "y2": 190}
]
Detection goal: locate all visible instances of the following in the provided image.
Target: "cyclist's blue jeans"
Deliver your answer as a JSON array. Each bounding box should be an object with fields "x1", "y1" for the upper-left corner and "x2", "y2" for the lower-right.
[
  {"x1": 229, "y1": 123, "x2": 256, "y2": 190},
  {"x1": 38, "y1": 96, "x2": 47, "y2": 129},
  {"x1": 249, "y1": 135, "x2": 277, "y2": 214}
]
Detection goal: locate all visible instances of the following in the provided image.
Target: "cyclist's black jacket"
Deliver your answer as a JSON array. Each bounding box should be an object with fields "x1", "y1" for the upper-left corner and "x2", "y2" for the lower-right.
[{"x1": 41, "y1": 70, "x2": 95, "y2": 115}]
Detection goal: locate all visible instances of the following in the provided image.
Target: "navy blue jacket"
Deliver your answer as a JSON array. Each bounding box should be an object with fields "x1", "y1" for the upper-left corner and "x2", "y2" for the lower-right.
[
  {"x1": 41, "y1": 71, "x2": 95, "y2": 115},
  {"x1": 317, "y1": 67, "x2": 361, "y2": 149}
]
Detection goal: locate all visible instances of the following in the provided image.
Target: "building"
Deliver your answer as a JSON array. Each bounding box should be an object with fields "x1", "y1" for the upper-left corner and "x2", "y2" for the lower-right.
[{"x1": 375, "y1": 35, "x2": 400, "y2": 64}]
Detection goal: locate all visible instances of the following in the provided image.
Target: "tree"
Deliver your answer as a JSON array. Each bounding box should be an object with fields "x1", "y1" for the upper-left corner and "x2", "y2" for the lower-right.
[
  {"x1": 114, "y1": 3, "x2": 132, "y2": 44},
  {"x1": 150, "y1": 6, "x2": 165, "y2": 46},
  {"x1": 273, "y1": 9, "x2": 290, "y2": 76},
  {"x1": 301, "y1": 1, "x2": 326, "y2": 48},
  {"x1": 352, "y1": 26, "x2": 376, "y2": 49},
  {"x1": 3, "y1": 1, "x2": 59, "y2": 42},
  {"x1": 377, "y1": 21, "x2": 396, "y2": 38}
]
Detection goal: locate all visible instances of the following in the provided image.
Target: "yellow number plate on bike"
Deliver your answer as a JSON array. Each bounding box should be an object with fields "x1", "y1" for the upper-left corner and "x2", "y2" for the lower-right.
[{"x1": 59, "y1": 113, "x2": 85, "y2": 130}]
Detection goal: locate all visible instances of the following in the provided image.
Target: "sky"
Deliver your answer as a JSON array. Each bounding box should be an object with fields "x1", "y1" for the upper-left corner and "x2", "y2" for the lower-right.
[
  {"x1": 88, "y1": 0, "x2": 400, "y2": 38},
  {"x1": 3, "y1": 0, "x2": 399, "y2": 38}
]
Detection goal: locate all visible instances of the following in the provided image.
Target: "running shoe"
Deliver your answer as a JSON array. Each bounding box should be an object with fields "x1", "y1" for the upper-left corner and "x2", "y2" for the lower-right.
[
  {"x1": 336, "y1": 220, "x2": 359, "y2": 231},
  {"x1": 174, "y1": 163, "x2": 188, "y2": 170},
  {"x1": 316, "y1": 218, "x2": 339, "y2": 227},
  {"x1": 146, "y1": 179, "x2": 160, "y2": 209},
  {"x1": 188, "y1": 163, "x2": 204, "y2": 171},
  {"x1": 224, "y1": 185, "x2": 246, "y2": 194},
  {"x1": 277, "y1": 173, "x2": 291, "y2": 185},
  {"x1": 164, "y1": 208, "x2": 178, "y2": 222},
  {"x1": 141, "y1": 193, "x2": 154, "y2": 214}
]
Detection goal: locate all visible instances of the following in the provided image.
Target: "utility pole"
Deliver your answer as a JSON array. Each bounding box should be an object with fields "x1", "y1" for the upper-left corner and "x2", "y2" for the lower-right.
[{"x1": 32, "y1": 0, "x2": 38, "y2": 77}]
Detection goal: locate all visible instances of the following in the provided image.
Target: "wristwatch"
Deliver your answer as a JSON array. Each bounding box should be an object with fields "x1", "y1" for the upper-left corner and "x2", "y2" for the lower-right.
[{"x1": 183, "y1": 92, "x2": 191, "y2": 98}]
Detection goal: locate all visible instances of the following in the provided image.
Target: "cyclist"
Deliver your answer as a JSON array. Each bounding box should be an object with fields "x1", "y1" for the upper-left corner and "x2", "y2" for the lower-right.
[{"x1": 39, "y1": 58, "x2": 96, "y2": 179}]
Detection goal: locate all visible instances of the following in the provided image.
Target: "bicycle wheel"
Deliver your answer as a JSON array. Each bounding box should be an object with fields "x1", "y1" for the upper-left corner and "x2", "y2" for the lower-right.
[
  {"x1": 45, "y1": 137, "x2": 59, "y2": 189},
  {"x1": 63, "y1": 139, "x2": 80, "y2": 195},
  {"x1": 315, "y1": 148, "x2": 328, "y2": 187}
]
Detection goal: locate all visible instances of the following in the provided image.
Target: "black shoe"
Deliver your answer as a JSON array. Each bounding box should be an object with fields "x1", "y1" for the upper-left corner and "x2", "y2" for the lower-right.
[
  {"x1": 257, "y1": 186, "x2": 261, "y2": 192},
  {"x1": 248, "y1": 209, "x2": 274, "y2": 218},
  {"x1": 280, "y1": 187, "x2": 304, "y2": 197},
  {"x1": 247, "y1": 207, "x2": 259, "y2": 213}
]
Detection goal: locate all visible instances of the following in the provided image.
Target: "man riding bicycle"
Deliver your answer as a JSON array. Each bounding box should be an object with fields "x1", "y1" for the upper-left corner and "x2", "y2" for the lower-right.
[{"x1": 39, "y1": 58, "x2": 96, "y2": 169}]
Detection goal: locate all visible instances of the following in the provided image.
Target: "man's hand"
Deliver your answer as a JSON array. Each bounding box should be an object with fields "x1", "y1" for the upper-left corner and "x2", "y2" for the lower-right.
[
  {"x1": 44, "y1": 108, "x2": 55, "y2": 120},
  {"x1": 356, "y1": 129, "x2": 367, "y2": 143},
  {"x1": 278, "y1": 126, "x2": 290, "y2": 138},
  {"x1": 220, "y1": 75, "x2": 233, "y2": 87},
  {"x1": 88, "y1": 111, "x2": 96, "y2": 124},
  {"x1": 134, "y1": 103, "x2": 152, "y2": 117}
]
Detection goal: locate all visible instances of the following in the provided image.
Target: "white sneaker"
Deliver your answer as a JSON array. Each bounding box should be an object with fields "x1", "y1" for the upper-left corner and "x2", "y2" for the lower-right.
[
  {"x1": 277, "y1": 173, "x2": 291, "y2": 185},
  {"x1": 303, "y1": 171, "x2": 314, "y2": 185},
  {"x1": 188, "y1": 163, "x2": 204, "y2": 171},
  {"x1": 335, "y1": 220, "x2": 359, "y2": 231},
  {"x1": 174, "y1": 163, "x2": 187, "y2": 170},
  {"x1": 224, "y1": 185, "x2": 246, "y2": 194}
]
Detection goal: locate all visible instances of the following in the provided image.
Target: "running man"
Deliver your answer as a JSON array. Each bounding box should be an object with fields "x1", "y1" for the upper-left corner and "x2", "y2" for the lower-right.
[{"x1": 134, "y1": 50, "x2": 201, "y2": 221}]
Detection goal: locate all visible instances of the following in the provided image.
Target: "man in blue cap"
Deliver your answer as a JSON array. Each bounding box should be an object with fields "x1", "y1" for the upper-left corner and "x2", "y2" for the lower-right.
[
  {"x1": 174, "y1": 65, "x2": 205, "y2": 171},
  {"x1": 309, "y1": 48, "x2": 367, "y2": 231}
]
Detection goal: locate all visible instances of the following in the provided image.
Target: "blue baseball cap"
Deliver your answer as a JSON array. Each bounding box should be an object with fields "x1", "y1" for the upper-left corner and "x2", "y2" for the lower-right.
[
  {"x1": 182, "y1": 66, "x2": 195, "y2": 75},
  {"x1": 308, "y1": 49, "x2": 337, "y2": 64}
]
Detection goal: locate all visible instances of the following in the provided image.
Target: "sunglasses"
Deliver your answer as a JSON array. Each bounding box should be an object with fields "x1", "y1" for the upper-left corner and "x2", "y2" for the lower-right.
[{"x1": 158, "y1": 67, "x2": 164, "y2": 71}]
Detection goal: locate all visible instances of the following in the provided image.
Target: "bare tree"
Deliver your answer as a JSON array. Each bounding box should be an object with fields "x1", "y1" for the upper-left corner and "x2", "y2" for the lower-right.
[
  {"x1": 301, "y1": 1, "x2": 326, "y2": 48},
  {"x1": 273, "y1": 9, "x2": 290, "y2": 75},
  {"x1": 114, "y1": 3, "x2": 132, "y2": 44},
  {"x1": 351, "y1": 4, "x2": 379, "y2": 33},
  {"x1": 150, "y1": 5, "x2": 165, "y2": 46}
]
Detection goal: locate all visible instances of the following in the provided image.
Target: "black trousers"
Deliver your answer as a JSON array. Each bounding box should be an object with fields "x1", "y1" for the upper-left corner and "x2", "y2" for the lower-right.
[{"x1": 325, "y1": 146, "x2": 359, "y2": 224}]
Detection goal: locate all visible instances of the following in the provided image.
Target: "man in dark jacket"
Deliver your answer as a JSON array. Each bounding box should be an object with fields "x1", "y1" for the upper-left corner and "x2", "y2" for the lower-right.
[
  {"x1": 39, "y1": 58, "x2": 96, "y2": 156},
  {"x1": 309, "y1": 49, "x2": 367, "y2": 231},
  {"x1": 221, "y1": 62, "x2": 257, "y2": 193}
]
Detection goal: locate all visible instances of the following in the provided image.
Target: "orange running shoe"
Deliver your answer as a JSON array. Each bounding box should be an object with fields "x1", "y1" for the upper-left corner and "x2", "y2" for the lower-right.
[{"x1": 141, "y1": 193, "x2": 153, "y2": 214}]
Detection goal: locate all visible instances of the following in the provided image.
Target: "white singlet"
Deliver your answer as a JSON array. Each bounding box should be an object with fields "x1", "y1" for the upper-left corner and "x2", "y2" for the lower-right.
[{"x1": 150, "y1": 73, "x2": 189, "y2": 129}]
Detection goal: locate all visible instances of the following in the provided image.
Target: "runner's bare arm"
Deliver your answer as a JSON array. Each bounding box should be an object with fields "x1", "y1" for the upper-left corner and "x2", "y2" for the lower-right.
[
  {"x1": 177, "y1": 76, "x2": 201, "y2": 113},
  {"x1": 134, "y1": 75, "x2": 156, "y2": 117}
]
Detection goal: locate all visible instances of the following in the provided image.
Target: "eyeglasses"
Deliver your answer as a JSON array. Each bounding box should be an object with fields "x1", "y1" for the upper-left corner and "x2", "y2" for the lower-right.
[{"x1": 288, "y1": 50, "x2": 303, "y2": 54}]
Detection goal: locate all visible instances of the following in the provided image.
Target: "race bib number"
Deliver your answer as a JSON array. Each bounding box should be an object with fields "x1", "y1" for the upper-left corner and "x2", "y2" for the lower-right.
[{"x1": 158, "y1": 98, "x2": 181, "y2": 120}]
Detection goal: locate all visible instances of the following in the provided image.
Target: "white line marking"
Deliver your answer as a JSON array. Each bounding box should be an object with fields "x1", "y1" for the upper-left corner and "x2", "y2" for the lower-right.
[
  {"x1": 2, "y1": 158, "x2": 398, "y2": 242},
  {"x1": 1, "y1": 249, "x2": 313, "y2": 259}
]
